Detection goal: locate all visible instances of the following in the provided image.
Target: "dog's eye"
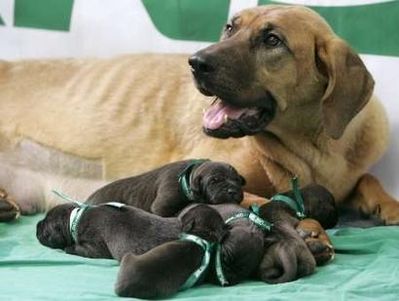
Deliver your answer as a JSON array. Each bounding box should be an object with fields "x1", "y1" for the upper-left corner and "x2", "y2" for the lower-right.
[
  {"x1": 264, "y1": 33, "x2": 281, "y2": 47},
  {"x1": 225, "y1": 23, "x2": 233, "y2": 33}
]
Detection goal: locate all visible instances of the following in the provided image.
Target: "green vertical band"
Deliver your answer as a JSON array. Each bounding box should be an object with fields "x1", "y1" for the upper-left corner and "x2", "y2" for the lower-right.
[
  {"x1": 141, "y1": 0, "x2": 230, "y2": 42},
  {"x1": 14, "y1": 0, "x2": 74, "y2": 31}
]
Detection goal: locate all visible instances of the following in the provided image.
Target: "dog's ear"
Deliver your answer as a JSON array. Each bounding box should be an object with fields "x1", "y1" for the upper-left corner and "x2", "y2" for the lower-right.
[{"x1": 317, "y1": 38, "x2": 374, "y2": 139}]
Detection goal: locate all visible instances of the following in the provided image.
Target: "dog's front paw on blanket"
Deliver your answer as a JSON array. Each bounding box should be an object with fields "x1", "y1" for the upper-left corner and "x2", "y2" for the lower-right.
[
  {"x1": 296, "y1": 218, "x2": 334, "y2": 266},
  {"x1": 0, "y1": 188, "x2": 21, "y2": 222}
]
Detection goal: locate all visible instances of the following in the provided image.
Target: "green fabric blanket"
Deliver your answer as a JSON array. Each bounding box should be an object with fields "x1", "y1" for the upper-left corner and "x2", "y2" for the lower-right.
[{"x1": 1, "y1": 215, "x2": 398, "y2": 300}]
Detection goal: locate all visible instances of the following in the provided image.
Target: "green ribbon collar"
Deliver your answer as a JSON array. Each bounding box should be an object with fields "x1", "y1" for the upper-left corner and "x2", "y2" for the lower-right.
[
  {"x1": 52, "y1": 190, "x2": 125, "y2": 243},
  {"x1": 270, "y1": 177, "x2": 306, "y2": 219},
  {"x1": 179, "y1": 233, "x2": 214, "y2": 290},
  {"x1": 178, "y1": 159, "x2": 209, "y2": 202}
]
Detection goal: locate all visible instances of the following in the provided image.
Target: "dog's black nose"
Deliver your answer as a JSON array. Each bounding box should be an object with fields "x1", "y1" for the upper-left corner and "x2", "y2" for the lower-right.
[{"x1": 188, "y1": 54, "x2": 214, "y2": 74}]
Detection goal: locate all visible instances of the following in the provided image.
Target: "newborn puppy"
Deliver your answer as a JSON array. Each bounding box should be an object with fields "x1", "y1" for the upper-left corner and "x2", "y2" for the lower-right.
[
  {"x1": 257, "y1": 201, "x2": 317, "y2": 284},
  {"x1": 115, "y1": 205, "x2": 227, "y2": 299},
  {"x1": 279, "y1": 183, "x2": 338, "y2": 229},
  {"x1": 86, "y1": 159, "x2": 245, "y2": 217},
  {"x1": 272, "y1": 183, "x2": 337, "y2": 265},
  {"x1": 37, "y1": 202, "x2": 226, "y2": 262},
  {"x1": 207, "y1": 204, "x2": 268, "y2": 286},
  {"x1": 257, "y1": 184, "x2": 338, "y2": 283}
]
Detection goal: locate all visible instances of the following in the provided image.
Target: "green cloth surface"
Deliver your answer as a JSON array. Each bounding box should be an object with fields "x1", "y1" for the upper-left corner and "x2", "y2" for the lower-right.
[{"x1": 1, "y1": 215, "x2": 398, "y2": 300}]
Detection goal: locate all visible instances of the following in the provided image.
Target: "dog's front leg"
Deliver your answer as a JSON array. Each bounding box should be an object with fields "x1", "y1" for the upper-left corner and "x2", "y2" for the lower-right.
[{"x1": 349, "y1": 173, "x2": 399, "y2": 225}]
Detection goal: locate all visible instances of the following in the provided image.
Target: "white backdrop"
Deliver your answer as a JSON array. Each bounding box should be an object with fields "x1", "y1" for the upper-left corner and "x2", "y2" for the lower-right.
[{"x1": 0, "y1": 0, "x2": 397, "y2": 198}]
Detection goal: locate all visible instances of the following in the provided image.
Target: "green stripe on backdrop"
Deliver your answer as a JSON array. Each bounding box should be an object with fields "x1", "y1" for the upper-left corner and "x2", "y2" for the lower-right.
[
  {"x1": 14, "y1": 0, "x2": 74, "y2": 31},
  {"x1": 142, "y1": 0, "x2": 399, "y2": 56},
  {"x1": 258, "y1": 1, "x2": 399, "y2": 56},
  {"x1": 141, "y1": 0, "x2": 230, "y2": 42},
  {"x1": 0, "y1": 15, "x2": 4, "y2": 25}
]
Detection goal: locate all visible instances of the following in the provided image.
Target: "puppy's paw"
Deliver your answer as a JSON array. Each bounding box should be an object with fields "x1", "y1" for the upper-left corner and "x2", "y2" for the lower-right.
[
  {"x1": 0, "y1": 188, "x2": 21, "y2": 222},
  {"x1": 296, "y1": 218, "x2": 334, "y2": 265}
]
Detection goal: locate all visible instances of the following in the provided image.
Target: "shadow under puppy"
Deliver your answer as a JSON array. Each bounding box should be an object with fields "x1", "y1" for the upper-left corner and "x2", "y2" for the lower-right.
[
  {"x1": 257, "y1": 184, "x2": 338, "y2": 284},
  {"x1": 86, "y1": 159, "x2": 245, "y2": 217},
  {"x1": 36, "y1": 201, "x2": 225, "y2": 262}
]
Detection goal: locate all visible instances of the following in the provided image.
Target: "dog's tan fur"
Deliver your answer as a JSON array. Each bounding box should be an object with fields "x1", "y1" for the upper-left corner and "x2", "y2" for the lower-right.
[{"x1": 0, "y1": 5, "x2": 397, "y2": 223}]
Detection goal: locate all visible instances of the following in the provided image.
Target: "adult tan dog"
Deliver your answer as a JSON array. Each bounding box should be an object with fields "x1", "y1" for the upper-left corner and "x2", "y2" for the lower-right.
[{"x1": 0, "y1": 5, "x2": 397, "y2": 224}]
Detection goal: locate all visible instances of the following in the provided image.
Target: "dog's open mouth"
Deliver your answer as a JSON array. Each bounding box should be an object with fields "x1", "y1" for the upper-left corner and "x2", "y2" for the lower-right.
[{"x1": 202, "y1": 97, "x2": 276, "y2": 139}]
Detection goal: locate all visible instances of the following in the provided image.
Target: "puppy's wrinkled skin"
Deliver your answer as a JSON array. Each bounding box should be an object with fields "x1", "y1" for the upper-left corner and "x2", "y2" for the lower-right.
[
  {"x1": 258, "y1": 184, "x2": 337, "y2": 269},
  {"x1": 208, "y1": 204, "x2": 266, "y2": 285},
  {"x1": 115, "y1": 205, "x2": 227, "y2": 299},
  {"x1": 259, "y1": 223, "x2": 316, "y2": 284},
  {"x1": 257, "y1": 202, "x2": 317, "y2": 283},
  {"x1": 0, "y1": 5, "x2": 395, "y2": 226},
  {"x1": 86, "y1": 160, "x2": 245, "y2": 217}
]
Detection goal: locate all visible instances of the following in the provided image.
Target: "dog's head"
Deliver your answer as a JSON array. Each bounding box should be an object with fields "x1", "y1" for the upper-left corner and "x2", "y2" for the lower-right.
[
  {"x1": 179, "y1": 204, "x2": 228, "y2": 243},
  {"x1": 189, "y1": 5, "x2": 374, "y2": 139},
  {"x1": 190, "y1": 161, "x2": 246, "y2": 204},
  {"x1": 36, "y1": 204, "x2": 74, "y2": 249}
]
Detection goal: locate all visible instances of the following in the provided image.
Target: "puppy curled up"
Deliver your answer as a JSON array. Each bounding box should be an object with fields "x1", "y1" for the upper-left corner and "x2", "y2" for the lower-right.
[
  {"x1": 86, "y1": 159, "x2": 246, "y2": 217},
  {"x1": 115, "y1": 204, "x2": 228, "y2": 299},
  {"x1": 257, "y1": 183, "x2": 338, "y2": 284}
]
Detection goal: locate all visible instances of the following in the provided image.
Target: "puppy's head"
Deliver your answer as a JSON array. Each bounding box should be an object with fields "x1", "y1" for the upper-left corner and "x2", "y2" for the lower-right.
[
  {"x1": 190, "y1": 161, "x2": 245, "y2": 204},
  {"x1": 179, "y1": 204, "x2": 228, "y2": 243},
  {"x1": 36, "y1": 203, "x2": 75, "y2": 249},
  {"x1": 190, "y1": 5, "x2": 373, "y2": 139},
  {"x1": 218, "y1": 226, "x2": 264, "y2": 285},
  {"x1": 282, "y1": 184, "x2": 338, "y2": 229}
]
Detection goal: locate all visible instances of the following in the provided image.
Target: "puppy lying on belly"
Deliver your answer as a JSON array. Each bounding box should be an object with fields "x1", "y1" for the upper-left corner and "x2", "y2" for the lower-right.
[{"x1": 86, "y1": 159, "x2": 245, "y2": 217}]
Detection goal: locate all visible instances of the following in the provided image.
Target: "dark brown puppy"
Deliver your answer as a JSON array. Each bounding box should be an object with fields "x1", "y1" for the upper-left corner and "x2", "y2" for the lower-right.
[
  {"x1": 36, "y1": 202, "x2": 226, "y2": 262},
  {"x1": 115, "y1": 205, "x2": 227, "y2": 299},
  {"x1": 86, "y1": 159, "x2": 245, "y2": 217},
  {"x1": 257, "y1": 184, "x2": 337, "y2": 283}
]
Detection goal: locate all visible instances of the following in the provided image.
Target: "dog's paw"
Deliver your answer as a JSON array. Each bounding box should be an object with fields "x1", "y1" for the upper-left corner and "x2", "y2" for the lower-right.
[
  {"x1": 377, "y1": 202, "x2": 399, "y2": 225},
  {"x1": 296, "y1": 218, "x2": 334, "y2": 265},
  {"x1": 0, "y1": 188, "x2": 21, "y2": 222}
]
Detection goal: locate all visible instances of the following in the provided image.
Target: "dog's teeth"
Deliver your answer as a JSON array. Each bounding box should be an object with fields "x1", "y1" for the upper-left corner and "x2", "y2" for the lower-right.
[{"x1": 224, "y1": 114, "x2": 228, "y2": 123}]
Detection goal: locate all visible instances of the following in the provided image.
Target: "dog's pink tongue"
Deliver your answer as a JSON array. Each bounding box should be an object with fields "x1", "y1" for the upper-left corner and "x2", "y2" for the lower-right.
[{"x1": 203, "y1": 102, "x2": 248, "y2": 129}]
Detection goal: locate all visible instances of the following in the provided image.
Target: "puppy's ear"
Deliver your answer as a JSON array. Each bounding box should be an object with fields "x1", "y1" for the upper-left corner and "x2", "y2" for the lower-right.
[
  {"x1": 190, "y1": 175, "x2": 202, "y2": 196},
  {"x1": 239, "y1": 175, "x2": 246, "y2": 186},
  {"x1": 181, "y1": 218, "x2": 195, "y2": 233},
  {"x1": 317, "y1": 38, "x2": 374, "y2": 139}
]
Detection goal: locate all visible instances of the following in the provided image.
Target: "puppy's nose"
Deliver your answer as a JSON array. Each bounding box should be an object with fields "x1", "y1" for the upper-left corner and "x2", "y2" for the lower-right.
[{"x1": 188, "y1": 54, "x2": 215, "y2": 75}]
